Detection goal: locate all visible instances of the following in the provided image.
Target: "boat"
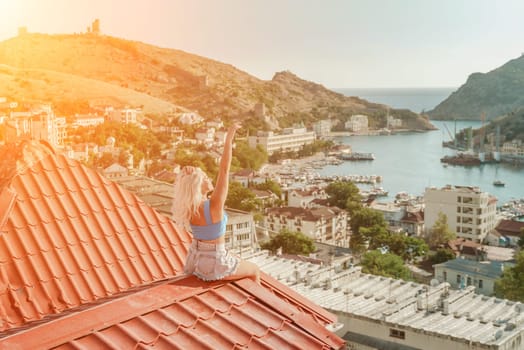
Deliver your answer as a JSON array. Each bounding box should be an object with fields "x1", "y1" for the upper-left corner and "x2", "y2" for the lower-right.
[
  {"x1": 493, "y1": 180, "x2": 505, "y2": 187},
  {"x1": 339, "y1": 152, "x2": 375, "y2": 161}
]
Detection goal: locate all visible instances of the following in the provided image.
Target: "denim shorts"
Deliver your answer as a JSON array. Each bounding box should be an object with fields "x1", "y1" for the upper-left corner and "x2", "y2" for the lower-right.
[{"x1": 184, "y1": 240, "x2": 240, "y2": 281}]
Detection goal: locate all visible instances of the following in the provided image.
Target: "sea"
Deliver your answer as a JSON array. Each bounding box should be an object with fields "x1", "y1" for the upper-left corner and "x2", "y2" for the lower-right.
[{"x1": 317, "y1": 87, "x2": 524, "y2": 206}]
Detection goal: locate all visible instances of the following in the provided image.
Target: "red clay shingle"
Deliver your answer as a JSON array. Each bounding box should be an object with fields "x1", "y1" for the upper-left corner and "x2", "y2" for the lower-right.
[
  {"x1": 0, "y1": 141, "x2": 190, "y2": 331},
  {"x1": 0, "y1": 141, "x2": 345, "y2": 349}
]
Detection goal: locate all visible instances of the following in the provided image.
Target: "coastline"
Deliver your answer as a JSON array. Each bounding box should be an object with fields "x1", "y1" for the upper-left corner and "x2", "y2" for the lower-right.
[{"x1": 328, "y1": 128, "x2": 432, "y2": 137}]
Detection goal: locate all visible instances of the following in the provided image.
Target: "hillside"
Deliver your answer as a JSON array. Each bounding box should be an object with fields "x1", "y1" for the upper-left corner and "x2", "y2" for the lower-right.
[
  {"x1": 0, "y1": 32, "x2": 434, "y2": 130},
  {"x1": 428, "y1": 54, "x2": 524, "y2": 121}
]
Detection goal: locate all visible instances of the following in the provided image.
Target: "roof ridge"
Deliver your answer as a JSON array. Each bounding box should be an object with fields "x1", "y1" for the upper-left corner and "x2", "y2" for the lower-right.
[{"x1": 0, "y1": 140, "x2": 55, "y2": 189}]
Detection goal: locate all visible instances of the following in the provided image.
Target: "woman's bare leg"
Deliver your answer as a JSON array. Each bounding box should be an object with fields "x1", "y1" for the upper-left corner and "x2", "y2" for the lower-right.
[{"x1": 222, "y1": 260, "x2": 260, "y2": 284}]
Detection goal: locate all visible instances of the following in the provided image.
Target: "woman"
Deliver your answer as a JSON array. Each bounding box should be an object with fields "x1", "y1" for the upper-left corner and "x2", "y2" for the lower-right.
[{"x1": 172, "y1": 123, "x2": 260, "y2": 284}]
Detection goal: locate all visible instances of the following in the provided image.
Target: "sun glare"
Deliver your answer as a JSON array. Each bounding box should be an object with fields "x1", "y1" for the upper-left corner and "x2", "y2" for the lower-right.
[
  {"x1": 0, "y1": 1, "x2": 24, "y2": 39},
  {"x1": 0, "y1": 1, "x2": 21, "y2": 15}
]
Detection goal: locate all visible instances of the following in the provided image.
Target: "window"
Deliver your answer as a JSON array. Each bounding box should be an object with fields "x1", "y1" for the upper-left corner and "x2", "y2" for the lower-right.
[
  {"x1": 443, "y1": 271, "x2": 447, "y2": 281},
  {"x1": 467, "y1": 277, "x2": 472, "y2": 286},
  {"x1": 389, "y1": 329, "x2": 406, "y2": 339},
  {"x1": 456, "y1": 274, "x2": 461, "y2": 284},
  {"x1": 478, "y1": 280, "x2": 483, "y2": 289}
]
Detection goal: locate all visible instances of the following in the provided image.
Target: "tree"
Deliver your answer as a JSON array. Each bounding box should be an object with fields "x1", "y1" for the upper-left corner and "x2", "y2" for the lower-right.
[
  {"x1": 260, "y1": 228, "x2": 315, "y2": 255},
  {"x1": 234, "y1": 141, "x2": 267, "y2": 170},
  {"x1": 225, "y1": 181, "x2": 259, "y2": 212},
  {"x1": 349, "y1": 207, "x2": 386, "y2": 234},
  {"x1": 254, "y1": 179, "x2": 282, "y2": 197},
  {"x1": 429, "y1": 248, "x2": 456, "y2": 265},
  {"x1": 518, "y1": 228, "x2": 524, "y2": 249},
  {"x1": 494, "y1": 251, "x2": 524, "y2": 302},
  {"x1": 325, "y1": 181, "x2": 361, "y2": 211},
  {"x1": 403, "y1": 236, "x2": 429, "y2": 261},
  {"x1": 427, "y1": 212, "x2": 455, "y2": 248},
  {"x1": 361, "y1": 250, "x2": 411, "y2": 280},
  {"x1": 349, "y1": 208, "x2": 387, "y2": 254}
]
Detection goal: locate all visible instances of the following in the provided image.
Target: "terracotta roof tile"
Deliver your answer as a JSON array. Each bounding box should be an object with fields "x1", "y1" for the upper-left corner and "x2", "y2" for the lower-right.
[
  {"x1": 0, "y1": 141, "x2": 344, "y2": 349},
  {"x1": 0, "y1": 141, "x2": 191, "y2": 331},
  {"x1": 0, "y1": 276, "x2": 344, "y2": 350},
  {"x1": 496, "y1": 219, "x2": 524, "y2": 236}
]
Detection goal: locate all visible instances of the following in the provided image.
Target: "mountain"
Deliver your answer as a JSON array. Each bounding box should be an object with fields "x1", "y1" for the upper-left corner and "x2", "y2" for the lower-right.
[
  {"x1": 428, "y1": 54, "x2": 524, "y2": 121},
  {"x1": 0, "y1": 32, "x2": 434, "y2": 130}
]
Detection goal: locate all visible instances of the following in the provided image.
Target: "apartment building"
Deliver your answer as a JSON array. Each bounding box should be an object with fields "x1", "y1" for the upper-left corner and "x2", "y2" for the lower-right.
[
  {"x1": 424, "y1": 185, "x2": 497, "y2": 243},
  {"x1": 287, "y1": 187, "x2": 328, "y2": 208},
  {"x1": 264, "y1": 206, "x2": 348, "y2": 245},
  {"x1": 73, "y1": 114, "x2": 105, "y2": 128},
  {"x1": 248, "y1": 127, "x2": 316, "y2": 155},
  {"x1": 108, "y1": 108, "x2": 139, "y2": 124},
  {"x1": 224, "y1": 208, "x2": 258, "y2": 251},
  {"x1": 312, "y1": 119, "x2": 332, "y2": 137},
  {"x1": 344, "y1": 114, "x2": 369, "y2": 132},
  {"x1": 5, "y1": 105, "x2": 65, "y2": 147},
  {"x1": 502, "y1": 139, "x2": 524, "y2": 156}
]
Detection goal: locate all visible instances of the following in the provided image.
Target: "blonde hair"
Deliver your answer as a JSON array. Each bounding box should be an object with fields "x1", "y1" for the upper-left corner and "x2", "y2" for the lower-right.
[{"x1": 171, "y1": 167, "x2": 206, "y2": 232}]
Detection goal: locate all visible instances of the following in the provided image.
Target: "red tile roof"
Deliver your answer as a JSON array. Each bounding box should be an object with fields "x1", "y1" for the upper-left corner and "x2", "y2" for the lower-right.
[
  {"x1": 0, "y1": 141, "x2": 190, "y2": 331},
  {"x1": 0, "y1": 275, "x2": 344, "y2": 350},
  {"x1": 0, "y1": 141, "x2": 345, "y2": 349},
  {"x1": 496, "y1": 219, "x2": 524, "y2": 237}
]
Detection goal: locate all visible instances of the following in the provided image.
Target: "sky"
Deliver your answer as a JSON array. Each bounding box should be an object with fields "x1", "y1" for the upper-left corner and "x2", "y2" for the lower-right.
[{"x1": 1, "y1": 0, "x2": 524, "y2": 88}]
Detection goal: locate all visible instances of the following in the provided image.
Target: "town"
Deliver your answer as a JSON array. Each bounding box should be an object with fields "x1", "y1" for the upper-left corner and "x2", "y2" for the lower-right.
[{"x1": 1, "y1": 95, "x2": 523, "y2": 349}]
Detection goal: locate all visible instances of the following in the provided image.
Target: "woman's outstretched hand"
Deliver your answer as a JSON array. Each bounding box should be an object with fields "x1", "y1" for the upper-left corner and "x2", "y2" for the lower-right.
[{"x1": 228, "y1": 122, "x2": 241, "y2": 135}]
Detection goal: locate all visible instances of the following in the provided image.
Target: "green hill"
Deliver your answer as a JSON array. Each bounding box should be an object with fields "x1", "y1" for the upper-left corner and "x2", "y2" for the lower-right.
[{"x1": 428, "y1": 54, "x2": 524, "y2": 121}]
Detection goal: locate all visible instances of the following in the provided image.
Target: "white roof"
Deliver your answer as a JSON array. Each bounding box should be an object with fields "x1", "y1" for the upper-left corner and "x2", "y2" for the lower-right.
[{"x1": 245, "y1": 251, "x2": 524, "y2": 347}]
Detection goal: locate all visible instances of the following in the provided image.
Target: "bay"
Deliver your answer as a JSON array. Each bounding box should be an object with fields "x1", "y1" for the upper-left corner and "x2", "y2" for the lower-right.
[
  {"x1": 333, "y1": 87, "x2": 456, "y2": 113},
  {"x1": 318, "y1": 89, "x2": 524, "y2": 205}
]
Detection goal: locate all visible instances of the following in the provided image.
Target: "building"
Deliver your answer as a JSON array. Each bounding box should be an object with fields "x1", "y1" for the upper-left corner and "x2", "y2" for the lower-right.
[
  {"x1": 5, "y1": 104, "x2": 65, "y2": 147},
  {"x1": 0, "y1": 140, "x2": 345, "y2": 349},
  {"x1": 433, "y1": 258, "x2": 512, "y2": 296},
  {"x1": 312, "y1": 119, "x2": 332, "y2": 138},
  {"x1": 492, "y1": 219, "x2": 524, "y2": 247},
  {"x1": 112, "y1": 175, "x2": 261, "y2": 252},
  {"x1": 400, "y1": 209, "x2": 425, "y2": 236},
  {"x1": 251, "y1": 188, "x2": 279, "y2": 209},
  {"x1": 287, "y1": 187, "x2": 328, "y2": 208},
  {"x1": 264, "y1": 206, "x2": 348, "y2": 246},
  {"x1": 177, "y1": 112, "x2": 203, "y2": 125},
  {"x1": 369, "y1": 201, "x2": 405, "y2": 227},
  {"x1": 247, "y1": 252, "x2": 524, "y2": 350},
  {"x1": 502, "y1": 139, "x2": 524, "y2": 156},
  {"x1": 248, "y1": 127, "x2": 316, "y2": 155},
  {"x1": 231, "y1": 168, "x2": 257, "y2": 187},
  {"x1": 194, "y1": 127, "x2": 215, "y2": 145},
  {"x1": 424, "y1": 185, "x2": 497, "y2": 243},
  {"x1": 344, "y1": 114, "x2": 368, "y2": 132},
  {"x1": 73, "y1": 113, "x2": 105, "y2": 128},
  {"x1": 387, "y1": 115, "x2": 402, "y2": 128},
  {"x1": 108, "y1": 107, "x2": 139, "y2": 124},
  {"x1": 224, "y1": 208, "x2": 258, "y2": 251},
  {"x1": 102, "y1": 162, "x2": 129, "y2": 178},
  {"x1": 65, "y1": 142, "x2": 99, "y2": 162}
]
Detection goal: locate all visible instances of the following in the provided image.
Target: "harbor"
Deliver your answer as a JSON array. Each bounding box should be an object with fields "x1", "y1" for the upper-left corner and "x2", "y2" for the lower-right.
[{"x1": 318, "y1": 120, "x2": 523, "y2": 205}]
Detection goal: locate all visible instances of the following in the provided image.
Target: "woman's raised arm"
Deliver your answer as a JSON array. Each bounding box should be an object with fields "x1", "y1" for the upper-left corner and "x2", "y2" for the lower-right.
[{"x1": 210, "y1": 123, "x2": 241, "y2": 214}]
